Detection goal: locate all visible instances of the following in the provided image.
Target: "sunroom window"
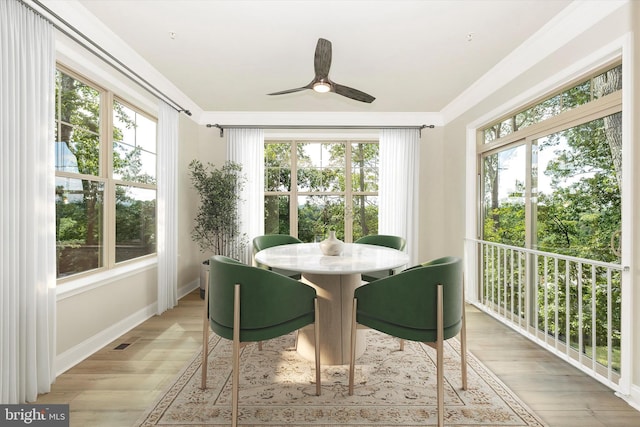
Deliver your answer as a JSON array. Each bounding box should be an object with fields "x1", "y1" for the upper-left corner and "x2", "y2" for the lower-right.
[
  {"x1": 54, "y1": 67, "x2": 157, "y2": 280},
  {"x1": 264, "y1": 140, "x2": 379, "y2": 242}
]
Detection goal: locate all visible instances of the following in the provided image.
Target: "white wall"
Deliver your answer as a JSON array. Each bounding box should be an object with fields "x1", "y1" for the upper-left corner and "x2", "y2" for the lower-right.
[
  {"x1": 177, "y1": 115, "x2": 208, "y2": 289},
  {"x1": 417, "y1": 126, "x2": 448, "y2": 261},
  {"x1": 630, "y1": 0, "x2": 640, "y2": 406}
]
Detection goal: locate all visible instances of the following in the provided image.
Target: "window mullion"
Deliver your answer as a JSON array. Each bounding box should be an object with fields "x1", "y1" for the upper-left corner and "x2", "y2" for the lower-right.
[
  {"x1": 525, "y1": 138, "x2": 535, "y2": 250},
  {"x1": 290, "y1": 141, "x2": 298, "y2": 238},
  {"x1": 103, "y1": 91, "x2": 116, "y2": 269},
  {"x1": 344, "y1": 142, "x2": 353, "y2": 242}
]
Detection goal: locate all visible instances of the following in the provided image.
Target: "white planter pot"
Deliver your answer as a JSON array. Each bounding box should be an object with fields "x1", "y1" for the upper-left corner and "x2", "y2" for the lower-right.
[{"x1": 200, "y1": 260, "x2": 210, "y2": 299}]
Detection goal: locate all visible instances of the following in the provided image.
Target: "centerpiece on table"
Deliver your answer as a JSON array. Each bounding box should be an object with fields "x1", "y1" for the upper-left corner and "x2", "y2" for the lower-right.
[{"x1": 319, "y1": 230, "x2": 344, "y2": 256}]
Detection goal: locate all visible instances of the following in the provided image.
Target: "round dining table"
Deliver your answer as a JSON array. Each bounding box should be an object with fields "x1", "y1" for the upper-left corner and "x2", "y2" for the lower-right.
[{"x1": 255, "y1": 242, "x2": 409, "y2": 365}]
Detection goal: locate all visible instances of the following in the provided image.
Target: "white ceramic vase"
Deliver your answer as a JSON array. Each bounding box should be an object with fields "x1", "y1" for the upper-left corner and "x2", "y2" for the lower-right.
[{"x1": 319, "y1": 230, "x2": 344, "y2": 256}]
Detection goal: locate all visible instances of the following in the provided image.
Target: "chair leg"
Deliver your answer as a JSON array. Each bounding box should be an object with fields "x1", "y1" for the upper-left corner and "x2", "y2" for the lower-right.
[
  {"x1": 460, "y1": 281, "x2": 468, "y2": 390},
  {"x1": 399, "y1": 339, "x2": 405, "y2": 351},
  {"x1": 231, "y1": 284, "x2": 241, "y2": 427},
  {"x1": 348, "y1": 298, "x2": 358, "y2": 395},
  {"x1": 436, "y1": 285, "x2": 444, "y2": 427},
  {"x1": 314, "y1": 298, "x2": 321, "y2": 396},
  {"x1": 258, "y1": 341, "x2": 263, "y2": 351},
  {"x1": 201, "y1": 281, "x2": 210, "y2": 390}
]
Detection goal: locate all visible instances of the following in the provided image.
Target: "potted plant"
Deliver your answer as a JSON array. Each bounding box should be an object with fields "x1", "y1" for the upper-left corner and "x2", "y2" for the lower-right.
[{"x1": 189, "y1": 159, "x2": 247, "y2": 298}]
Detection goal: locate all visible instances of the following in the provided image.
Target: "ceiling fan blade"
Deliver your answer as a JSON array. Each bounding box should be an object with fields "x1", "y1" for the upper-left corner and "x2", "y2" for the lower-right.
[
  {"x1": 333, "y1": 83, "x2": 375, "y2": 103},
  {"x1": 267, "y1": 86, "x2": 309, "y2": 96},
  {"x1": 268, "y1": 39, "x2": 374, "y2": 103},
  {"x1": 314, "y1": 38, "x2": 332, "y2": 79}
]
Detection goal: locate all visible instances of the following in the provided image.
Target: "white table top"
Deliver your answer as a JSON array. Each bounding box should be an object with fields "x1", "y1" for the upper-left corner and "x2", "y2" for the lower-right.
[{"x1": 255, "y1": 242, "x2": 410, "y2": 275}]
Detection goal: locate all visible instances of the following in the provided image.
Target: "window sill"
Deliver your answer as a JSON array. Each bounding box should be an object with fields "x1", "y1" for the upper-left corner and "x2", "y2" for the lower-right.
[{"x1": 56, "y1": 257, "x2": 157, "y2": 301}]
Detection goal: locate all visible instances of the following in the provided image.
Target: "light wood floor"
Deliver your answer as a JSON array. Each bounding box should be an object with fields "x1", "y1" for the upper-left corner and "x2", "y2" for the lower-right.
[{"x1": 36, "y1": 290, "x2": 640, "y2": 426}]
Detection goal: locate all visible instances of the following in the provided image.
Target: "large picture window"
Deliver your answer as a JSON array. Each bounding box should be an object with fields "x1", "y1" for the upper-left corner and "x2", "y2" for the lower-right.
[
  {"x1": 264, "y1": 140, "x2": 378, "y2": 242},
  {"x1": 481, "y1": 67, "x2": 622, "y2": 263},
  {"x1": 55, "y1": 68, "x2": 157, "y2": 279}
]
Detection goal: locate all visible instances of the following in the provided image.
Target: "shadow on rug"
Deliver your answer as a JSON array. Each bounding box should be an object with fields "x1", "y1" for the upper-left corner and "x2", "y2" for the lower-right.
[{"x1": 135, "y1": 330, "x2": 546, "y2": 426}]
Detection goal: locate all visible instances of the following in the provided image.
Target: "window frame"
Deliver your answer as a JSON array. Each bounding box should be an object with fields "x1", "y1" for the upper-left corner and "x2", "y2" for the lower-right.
[
  {"x1": 264, "y1": 139, "x2": 379, "y2": 242},
  {"x1": 482, "y1": 61, "x2": 622, "y2": 144},
  {"x1": 55, "y1": 64, "x2": 158, "y2": 284},
  {"x1": 477, "y1": 64, "x2": 622, "y2": 258}
]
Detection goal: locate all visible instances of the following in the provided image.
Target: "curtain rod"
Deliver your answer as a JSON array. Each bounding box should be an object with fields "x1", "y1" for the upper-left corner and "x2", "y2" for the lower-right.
[
  {"x1": 206, "y1": 124, "x2": 435, "y2": 137},
  {"x1": 23, "y1": 0, "x2": 192, "y2": 116}
]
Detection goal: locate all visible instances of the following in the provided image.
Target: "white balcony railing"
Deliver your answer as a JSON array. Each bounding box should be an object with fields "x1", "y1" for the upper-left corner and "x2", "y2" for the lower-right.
[{"x1": 468, "y1": 239, "x2": 623, "y2": 391}]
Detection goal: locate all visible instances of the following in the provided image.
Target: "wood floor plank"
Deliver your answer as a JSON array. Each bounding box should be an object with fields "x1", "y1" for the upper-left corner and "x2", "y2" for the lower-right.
[{"x1": 33, "y1": 291, "x2": 640, "y2": 427}]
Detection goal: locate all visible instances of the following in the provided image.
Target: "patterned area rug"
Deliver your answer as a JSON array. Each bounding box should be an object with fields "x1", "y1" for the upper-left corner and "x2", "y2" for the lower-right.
[{"x1": 135, "y1": 331, "x2": 546, "y2": 426}]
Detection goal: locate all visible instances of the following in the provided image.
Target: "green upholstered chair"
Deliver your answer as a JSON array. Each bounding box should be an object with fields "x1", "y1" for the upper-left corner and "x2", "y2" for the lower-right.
[
  {"x1": 348, "y1": 256, "x2": 467, "y2": 427},
  {"x1": 354, "y1": 234, "x2": 407, "y2": 282},
  {"x1": 252, "y1": 234, "x2": 303, "y2": 279},
  {"x1": 201, "y1": 255, "x2": 320, "y2": 427}
]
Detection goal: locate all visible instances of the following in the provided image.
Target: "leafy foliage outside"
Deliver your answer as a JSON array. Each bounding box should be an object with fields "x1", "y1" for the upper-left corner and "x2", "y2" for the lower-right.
[
  {"x1": 264, "y1": 141, "x2": 379, "y2": 242},
  {"x1": 55, "y1": 70, "x2": 157, "y2": 278}
]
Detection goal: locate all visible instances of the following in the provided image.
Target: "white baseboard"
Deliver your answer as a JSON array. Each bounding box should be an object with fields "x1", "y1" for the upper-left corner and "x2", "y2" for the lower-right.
[
  {"x1": 179, "y1": 279, "x2": 199, "y2": 299},
  {"x1": 55, "y1": 280, "x2": 200, "y2": 377},
  {"x1": 617, "y1": 384, "x2": 640, "y2": 412},
  {"x1": 55, "y1": 303, "x2": 156, "y2": 376}
]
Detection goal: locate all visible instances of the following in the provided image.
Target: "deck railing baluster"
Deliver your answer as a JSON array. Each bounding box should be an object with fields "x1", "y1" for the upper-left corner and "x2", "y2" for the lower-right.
[{"x1": 469, "y1": 239, "x2": 622, "y2": 392}]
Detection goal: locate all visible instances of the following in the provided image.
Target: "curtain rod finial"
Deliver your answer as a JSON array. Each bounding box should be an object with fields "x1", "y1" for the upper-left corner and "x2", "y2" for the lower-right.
[{"x1": 205, "y1": 124, "x2": 224, "y2": 137}]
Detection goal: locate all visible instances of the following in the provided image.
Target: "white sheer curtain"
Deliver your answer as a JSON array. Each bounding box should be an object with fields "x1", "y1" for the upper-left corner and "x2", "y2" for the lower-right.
[
  {"x1": 378, "y1": 128, "x2": 421, "y2": 266},
  {"x1": 1, "y1": 0, "x2": 56, "y2": 403},
  {"x1": 227, "y1": 128, "x2": 265, "y2": 264},
  {"x1": 156, "y1": 102, "x2": 179, "y2": 314}
]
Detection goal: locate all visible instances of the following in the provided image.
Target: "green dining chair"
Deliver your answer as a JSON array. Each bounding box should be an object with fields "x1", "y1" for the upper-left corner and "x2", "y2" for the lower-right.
[
  {"x1": 201, "y1": 255, "x2": 321, "y2": 427},
  {"x1": 348, "y1": 256, "x2": 467, "y2": 427},
  {"x1": 354, "y1": 234, "x2": 407, "y2": 282},
  {"x1": 252, "y1": 234, "x2": 303, "y2": 279}
]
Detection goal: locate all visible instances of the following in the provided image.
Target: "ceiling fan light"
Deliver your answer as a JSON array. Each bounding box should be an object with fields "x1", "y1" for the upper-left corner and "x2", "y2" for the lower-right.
[{"x1": 313, "y1": 81, "x2": 331, "y2": 93}]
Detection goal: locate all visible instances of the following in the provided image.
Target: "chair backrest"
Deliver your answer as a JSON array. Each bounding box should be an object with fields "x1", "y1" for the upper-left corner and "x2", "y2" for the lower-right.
[
  {"x1": 421, "y1": 256, "x2": 459, "y2": 267},
  {"x1": 208, "y1": 255, "x2": 316, "y2": 342},
  {"x1": 354, "y1": 256, "x2": 463, "y2": 342},
  {"x1": 355, "y1": 234, "x2": 406, "y2": 251},
  {"x1": 252, "y1": 234, "x2": 303, "y2": 253}
]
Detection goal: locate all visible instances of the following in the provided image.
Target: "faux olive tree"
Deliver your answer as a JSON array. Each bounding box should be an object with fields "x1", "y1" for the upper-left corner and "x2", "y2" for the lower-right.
[{"x1": 189, "y1": 160, "x2": 248, "y2": 261}]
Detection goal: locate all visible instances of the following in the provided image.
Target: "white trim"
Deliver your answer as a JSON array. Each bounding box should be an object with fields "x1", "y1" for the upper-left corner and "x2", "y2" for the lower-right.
[
  {"x1": 179, "y1": 279, "x2": 200, "y2": 299},
  {"x1": 55, "y1": 300, "x2": 156, "y2": 375},
  {"x1": 441, "y1": 0, "x2": 629, "y2": 124},
  {"x1": 55, "y1": 279, "x2": 198, "y2": 376},
  {"x1": 618, "y1": 32, "x2": 634, "y2": 396},
  {"x1": 264, "y1": 131, "x2": 380, "y2": 140},
  {"x1": 464, "y1": 127, "x2": 479, "y2": 303},
  {"x1": 466, "y1": 35, "x2": 626, "y2": 130},
  {"x1": 56, "y1": 257, "x2": 157, "y2": 301},
  {"x1": 617, "y1": 384, "x2": 640, "y2": 412},
  {"x1": 198, "y1": 111, "x2": 444, "y2": 127}
]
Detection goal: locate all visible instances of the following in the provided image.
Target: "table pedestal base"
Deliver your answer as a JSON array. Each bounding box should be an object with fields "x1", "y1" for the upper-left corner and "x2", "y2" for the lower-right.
[{"x1": 296, "y1": 272, "x2": 366, "y2": 365}]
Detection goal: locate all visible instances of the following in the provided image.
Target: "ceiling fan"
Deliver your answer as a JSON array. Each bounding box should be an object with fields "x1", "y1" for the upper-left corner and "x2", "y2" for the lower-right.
[{"x1": 267, "y1": 38, "x2": 375, "y2": 103}]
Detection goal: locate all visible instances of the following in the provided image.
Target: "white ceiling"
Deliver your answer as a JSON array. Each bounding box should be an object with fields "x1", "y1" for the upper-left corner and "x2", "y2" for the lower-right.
[{"x1": 65, "y1": 0, "x2": 574, "y2": 115}]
